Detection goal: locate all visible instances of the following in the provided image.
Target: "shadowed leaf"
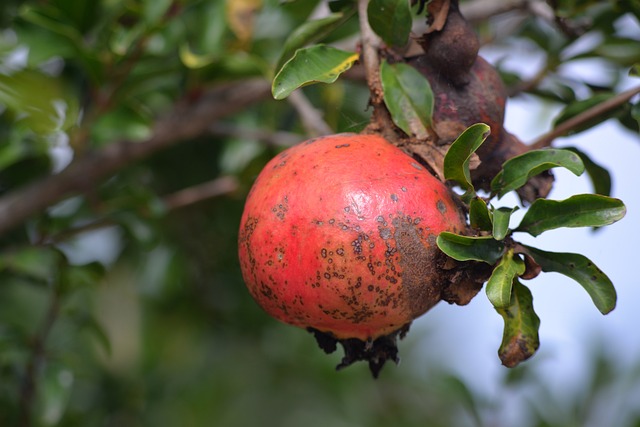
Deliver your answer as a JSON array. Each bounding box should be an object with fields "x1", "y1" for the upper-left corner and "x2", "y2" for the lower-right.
[
  {"x1": 367, "y1": 0, "x2": 412, "y2": 47},
  {"x1": 492, "y1": 206, "x2": 518, "y2": 241},
  {"x1": 564, "y1": 147, "x2": 612, "y2": 197},
  {"x1": 469, "y1": 197, "x2": 492, "y2": 231},
  {"x1": 380, "y1": 60, "x2": 435, "y2": 139}
]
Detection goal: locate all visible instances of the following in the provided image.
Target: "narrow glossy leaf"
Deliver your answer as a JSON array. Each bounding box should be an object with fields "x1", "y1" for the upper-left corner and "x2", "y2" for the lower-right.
[
  {"x1": 491, "y1": 149, "x2": 585, "y2": 198},
  {"x1": 520, "y1": 245, "x2": 617, "y2": 314},
  {"x1": 496, "y1": 280, "x2": 540, "y2": 368},
  {"x1": 469, "y1": 197, "x2": 492, "y2": 231},
  {"x1": 564, "y1": 147, "x2": 611, "y2": 197},
  {"x1": 272, "y1": 45, "x2": 358, "y2": 100},
  {"x1": 443, "y1": 123, "x2": 490, "y2": 192},
  {"x1": 437, "y1": 232, "x2": 505, "y2": 264},
  {"x1": 486, "y1": 250, "x2": 525, "y2": 309},
  {"x1": 516, "y1": 194, "x2": 626, "y2": 237},
  {"x1": 492, "y1": 206, "x2": 518, "y2": 240},
  {"x1": 276, "y1": 11, "x2": 353, "y2": 71},
  {"x1": 367, "y1": 0, "x2": 412, "y2": 47},
  {"x1": 380, "y1": 60, "x2": 434, "y2": 139}
]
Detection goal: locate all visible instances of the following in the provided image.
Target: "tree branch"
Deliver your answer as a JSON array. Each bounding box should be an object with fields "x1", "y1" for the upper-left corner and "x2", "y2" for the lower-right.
[
  {"x1": 529, "y1": 85, "x2": 640, "y2": 149},
  {"x1": 288, "y1": 90, "x2": 333, "y2": 136},
  {"x1": 0, "y1": 79, "x2": 272, "y2": 236},
  {"x1": 357, "y1": 0, "x2": 383, "y2": 106}
]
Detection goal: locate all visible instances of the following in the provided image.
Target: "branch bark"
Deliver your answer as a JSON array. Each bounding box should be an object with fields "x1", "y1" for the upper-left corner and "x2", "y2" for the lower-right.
[
  {"x1": 529, "y1": 85, "x2": 640, "y2": 149},
  {"x1": 0, "y1": 79, "x2": 271, "y2": 236}
]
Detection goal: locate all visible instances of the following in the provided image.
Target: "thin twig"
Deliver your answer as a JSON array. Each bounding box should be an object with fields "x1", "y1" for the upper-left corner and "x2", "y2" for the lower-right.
[
  {"x1": 288, "y1": 91, "x2": 333, "y2": 136},
  {"x1": 209, "y1": 123, "x2": 303, "y2": 147},
  {"x1": 529, "y1": 85, "x2": 640, "y2": 149},
  {"x1": 357, "y1": 0, "x2": 383, "y2": 106},
  {"x1": 163, "y1": 176, "x2": 239, "y2": 210}
]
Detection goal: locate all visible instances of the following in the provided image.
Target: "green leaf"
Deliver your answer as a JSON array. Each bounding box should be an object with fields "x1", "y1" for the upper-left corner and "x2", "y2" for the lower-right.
[
  {"x1": 630, "y1": 63, "x2": 640, "y2": 77},
  {"x1": 491, "y1": 149, "x2": 585, "y2": 199},
  {"x1": 516, "y1": 194, "x2": 626, "y2": 237},
  {"x1": 520, "y1": 245, "x2": 617, "y2": 314},
  {"x1": 492, "y1": 206, "x2": 518, "y2": 241},
  {"x1": 443, "y1": 123, "x2": 490, "y2": 193},
  {"x1": 0, "y1": 69, "x2": 79, "y2": 134},
  {"x1": 436, "y1": 232, "x2": 505, "y2": 264},
  {"x1": 367, "y1": 0, "x2": 412, "y2": 47},
  {"x1": 271, "y1": 45, "x2": 359, "y2": 100},
  {"x1": 486, "y1": 250, "x2": 525, "y2": 309},
  {"x1": 469, "y1": 197, "x2": 492, "y2": 231},
  {"x1": 379, "y1": 60, "x2": 434, "y2": 139},
  {"x1": 564, "y1": 147, "x2": 611, "y2": 197},
  {"x1": 276, "y1": 11, "x2": 354, "y2": 71},
  {"x1": 496, "y1": 280, "x2": 540, "y2": 368}
]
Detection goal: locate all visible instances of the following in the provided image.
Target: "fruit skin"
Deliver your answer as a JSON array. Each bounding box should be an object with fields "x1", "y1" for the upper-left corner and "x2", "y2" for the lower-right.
[{"x1": 238, "y1": 133, "x2": 467, "y2": 341}]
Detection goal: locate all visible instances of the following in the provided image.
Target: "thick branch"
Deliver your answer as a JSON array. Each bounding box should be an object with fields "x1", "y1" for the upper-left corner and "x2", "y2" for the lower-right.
[
  {"x1": 0, "y1": 79, "x2": 271, "y2": 236},
  {"x1": 529, "y1": 85, "x2": 640, "y2": 149}
]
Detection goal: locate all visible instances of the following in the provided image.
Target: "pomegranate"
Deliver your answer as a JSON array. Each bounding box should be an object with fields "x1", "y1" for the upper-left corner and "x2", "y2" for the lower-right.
[{"x1": 238, "y1": 133, "x2": 472, "y2": 374}]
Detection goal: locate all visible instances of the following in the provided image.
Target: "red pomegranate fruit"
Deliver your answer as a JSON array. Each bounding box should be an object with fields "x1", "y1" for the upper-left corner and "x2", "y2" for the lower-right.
[{"x1": 238, "y1": 133, "x2": 470, "y2": 375}]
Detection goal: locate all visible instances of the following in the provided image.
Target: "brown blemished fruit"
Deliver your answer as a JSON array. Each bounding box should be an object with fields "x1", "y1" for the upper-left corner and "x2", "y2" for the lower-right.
[{"x1": 238, "y1": 133, "x2": 482, "y2": 374}]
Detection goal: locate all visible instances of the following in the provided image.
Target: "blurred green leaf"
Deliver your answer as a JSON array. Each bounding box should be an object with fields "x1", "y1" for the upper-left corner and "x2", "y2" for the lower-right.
[
  {"x1": 436, "y1": 232, "x2": 505, "y2": 264},
  {"x1": 630, "y1": 63, "x2": 640, "y2": 77},
  {"x1": 0, "y1": 246, "x2": 62, "y2": 282},
  {"x1": 271, "y1": 45, "x2": 358, "y2": 99},
  {"x1": 491, "y1": 149, "x2": 585, "y2": 198},
  {"x1": 380, "y1": 60, "x2": 435, "y2": 139},
  {"x1": 486, "y1": 250, "x2": 525, "y2": 309},
  {"x1": 0, "y1": 70, "x2": 79, "y2": 134},
  {"x1": 367, "y1": 0, "x2": 411, "y2": 47},
  {"x1": 516, "y1": 194, "x2": 626, "y2": 236},
  {"x1": 443, "y1": 123, "x2": 490, "y2": 195},
  {"x1": 496, "y1": 280, "x2": 540, "y2": 368},
  {"x1": 469, "y1": 197, "x2": 492, "y2": 231},
  {"x1": 519, "y1": 245, "x2": 617, "y2": 314},
  {"x1": 35, "y1": 362, "x2": 74, "y2": 426},
  {"x1": 492, "y1": 206, "x2": 518, "y2": 241},
  {"x1": 276, "y1": 10, "x2": 354, "y2": 71},
  {"x1": 564, "y1": 147, "x2": 612, "y2": 196}
]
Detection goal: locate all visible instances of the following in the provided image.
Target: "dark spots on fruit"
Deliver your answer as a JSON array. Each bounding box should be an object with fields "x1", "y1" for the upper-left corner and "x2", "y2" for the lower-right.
[
  {"x1": 379, "y1": 227, "x2": 392, "y2": 240},
  {"x1": 401, "y1": 186, "x2": 407, "y2": 192},
  {"x1": 392, "y1": 215, "x2": 442, "y2": 317},
  {"x1": 328, "y1": 258, "x2": 333, "y2": 264},
  {"x1": 367, "y1": 285, "x2": 374, "y2": 291},
  {"x1": 336, "y1": 248, "x2": 345, "y2": 256},
  {"x1": 324, "y1": 272, "x2": 331, "y2": 280},
  {"x1": 335, "y1": 144, "x2": 350, "y2": 148},
  {"x1": 344, "y1": 206, "x2": 351, "y2": 213},
  {"x1": 329, "y1": 219, "x2": 335, "y2": 225},
  {"x1": 436, "y1": 200, "x2": 447, "y2": 214},
  {"x1": 376, "y1": 215, "x2": 387, "y2": 226},
  {"x1": 321, "y1": 248, "x2": 327, "y2": 258},
  {"x1": 411, "y1": 162, "x2": 424, "y2": 171},
  {"x1": 390, "y1": 194, "x2": 398, "y2": 202}
]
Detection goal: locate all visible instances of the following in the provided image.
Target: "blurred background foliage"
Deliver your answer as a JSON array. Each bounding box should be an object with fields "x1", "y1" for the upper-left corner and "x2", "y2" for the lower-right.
[{"x1": 0, "y1": 0, "x2": 639, "y2": 426}]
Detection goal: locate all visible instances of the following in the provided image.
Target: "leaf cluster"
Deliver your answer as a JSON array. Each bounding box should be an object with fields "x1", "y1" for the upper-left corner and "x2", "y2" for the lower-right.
[{"x1": 437, "y1": 124, "x2": 625, "y2": 366}]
